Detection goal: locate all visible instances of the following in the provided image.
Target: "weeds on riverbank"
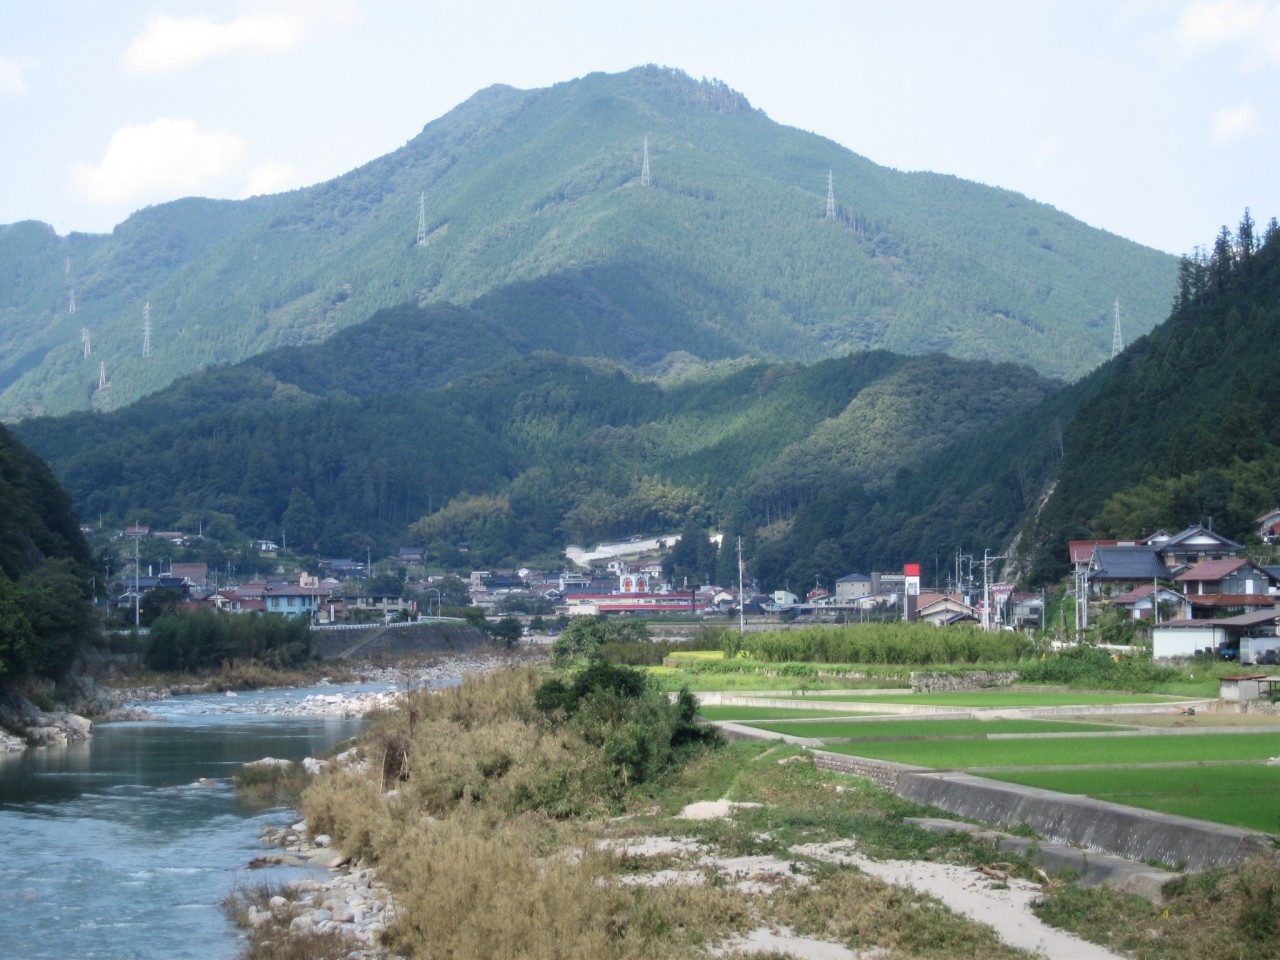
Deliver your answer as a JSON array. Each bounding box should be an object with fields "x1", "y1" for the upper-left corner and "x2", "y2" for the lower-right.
[
  {"x1": 1033, "y1": 853, "x2": 1280, "y2": 960},
  {"x1": 233, "y1": 760, "x2": 313, "y2": 808},
  {"x1": 223, "y1": 883, "x2": 353, "y2": 960}
]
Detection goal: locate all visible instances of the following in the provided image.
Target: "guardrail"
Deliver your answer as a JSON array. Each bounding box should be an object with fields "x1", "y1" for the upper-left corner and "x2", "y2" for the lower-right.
[{"x1": 312, "y1": 618, "x2": 466, "y2": 631}]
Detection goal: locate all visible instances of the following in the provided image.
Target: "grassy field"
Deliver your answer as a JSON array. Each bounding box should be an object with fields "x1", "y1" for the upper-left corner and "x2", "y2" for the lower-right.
[
  {"x1": 739, "y1": 718, "x2": 1122, "y2": 739},
  {"x1": 984, "y1": 764, "x2": 1280, "y2": 834},
  {"x1": 819, "y1": 731, "x2": 1280, "y2": 769}
]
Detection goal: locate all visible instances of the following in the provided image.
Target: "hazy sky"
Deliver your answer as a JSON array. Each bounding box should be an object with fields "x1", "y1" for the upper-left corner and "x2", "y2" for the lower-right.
[{"x1": 1, "y1": 0, "x2": 1277, "y2": 255}]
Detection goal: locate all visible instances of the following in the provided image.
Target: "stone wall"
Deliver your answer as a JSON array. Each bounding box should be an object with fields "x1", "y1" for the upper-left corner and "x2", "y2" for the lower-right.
[
  {"x1": 909, "y1": 670, "x2": 1019, "y2": 692},
  {"x1": 812, "y1": 752, "x2": 921, "y2": 791}
]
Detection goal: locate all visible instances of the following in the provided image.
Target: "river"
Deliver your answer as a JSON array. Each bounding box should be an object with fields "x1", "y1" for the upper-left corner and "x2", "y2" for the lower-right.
[{"x1": 0, "y1": 682, "x2": 405, "y2": 960}]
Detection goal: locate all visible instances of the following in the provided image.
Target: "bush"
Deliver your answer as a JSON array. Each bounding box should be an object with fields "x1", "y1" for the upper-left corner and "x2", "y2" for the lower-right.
[
  {"x1": 740, "y1": 622, "x2": 1031, "y2": 665},
  {"x1": 1017, "y1": 644, "x2": 1179, "y2": 691}
]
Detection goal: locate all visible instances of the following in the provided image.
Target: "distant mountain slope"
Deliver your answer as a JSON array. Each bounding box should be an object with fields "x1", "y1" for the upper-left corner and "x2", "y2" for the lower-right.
[
  {"x1": 1, "y1": 66, "x2": 1174, "y2": 420},
  {"x1": 13, "y1": 302, "x2": 1060, "y2": 565},
  {"x1": 751, "y1": 212, "x2": 1280, "y2": 591}
]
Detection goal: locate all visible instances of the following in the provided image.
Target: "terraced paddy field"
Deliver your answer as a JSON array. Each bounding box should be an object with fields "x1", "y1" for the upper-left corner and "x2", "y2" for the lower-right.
[
  {"x1": 984, "y1": 764, "x2": 1280, "y2": 834},
  {"x1": 749, "y1": 689, "x2": 1192, "y2": 708},
  {"x1": 820, "y1": 731, "x2": 1280, "y2": 768},
  {"x1": 737, "y1": 717, "x2": 1121, "y2": 739},
  {"x1": 695, "y1": 705, "x2": 890, "y2": 722}
]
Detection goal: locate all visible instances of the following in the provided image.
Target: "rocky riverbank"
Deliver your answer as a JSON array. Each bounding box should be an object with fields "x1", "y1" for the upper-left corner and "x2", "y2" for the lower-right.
[{"x1": 237, "y1": 819, "x2": 398, "y2": 958}]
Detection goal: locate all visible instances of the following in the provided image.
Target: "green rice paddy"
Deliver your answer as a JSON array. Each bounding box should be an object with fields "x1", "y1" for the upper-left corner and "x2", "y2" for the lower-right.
[
  {"x1": 695, "y1": 705, "x2": 886, "y2": 721},
  {"x1": 819, "y1": 731, "x2": 1280, "y2": 769},
  {"x1": 985, "y1": 765, "x2": 1280, "y2": 834},
  {"x1": 740, "y1": 718, "x2": 1120, "y2": 739},
  {"x1": 752, "y1": 690, "x2": 1188, "y2": 707}
]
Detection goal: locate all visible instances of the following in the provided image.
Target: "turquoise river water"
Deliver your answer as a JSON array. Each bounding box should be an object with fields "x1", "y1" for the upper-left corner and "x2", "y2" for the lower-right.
[{"x1": 0, "y1": 683, "x2": 398, "y2": 960}]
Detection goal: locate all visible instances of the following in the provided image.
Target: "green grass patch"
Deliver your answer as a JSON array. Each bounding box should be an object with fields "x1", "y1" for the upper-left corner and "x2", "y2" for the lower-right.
[
  {"x1": 774, "y1": 689, "x2": 1187, "y2": 707},
  {"x1": 742, "y1": 718, "x2": 1121, "y2": 739},
  {"x1": 987, "y1": 764, "x2": 1280, "y2": 834},
  {"x1": 696, "y1": 705, "x2": 887, "y2": 721},
  {"x1": 820, "y1": 732, "x2": 1280, "y2": 769}
]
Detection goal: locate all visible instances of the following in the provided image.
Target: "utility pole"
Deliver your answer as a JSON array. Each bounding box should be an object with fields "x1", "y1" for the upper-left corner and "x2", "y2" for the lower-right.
[
  {"x1": 981, "y1": 549, "x2": 1007, "y2": 631},
  {"x1": 825, "y1": 170, "x2": 835, "y2": 220},
  {"x1": 134, "y1": 523, "x2": 141, "y2": 629},
  {"x1": 737, "y1": 535, "x2": 745, "y2": 636}
]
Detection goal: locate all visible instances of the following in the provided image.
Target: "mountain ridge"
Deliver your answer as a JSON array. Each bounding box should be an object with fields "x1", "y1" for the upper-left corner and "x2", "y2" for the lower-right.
[{"x1": 1, "y1": 66, "x2": 1175, "y2": 420}]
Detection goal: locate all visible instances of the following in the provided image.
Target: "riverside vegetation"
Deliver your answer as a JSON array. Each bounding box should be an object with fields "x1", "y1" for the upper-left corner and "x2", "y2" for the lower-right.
[{"x1": 237, "y1": 642, "x2": 1280, "y2": 960}]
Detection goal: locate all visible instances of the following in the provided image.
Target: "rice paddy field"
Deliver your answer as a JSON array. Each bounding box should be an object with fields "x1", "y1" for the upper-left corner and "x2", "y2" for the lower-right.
[
  {"x1": 746, "y1": 689, "x2": 1190, "y2": 707},
  {"x1": 697, "y1": 684, "x2": 1280, "y2": 834},
  {"x1": 818, "y1": 731, "x2": 1280, "y2": 768},
  {"x1": 735, "y1": 717, "x2": 1121, "y2": 739},
  {"x1": 984, "y1": 764, "x2": 1280, "y2": 834}
]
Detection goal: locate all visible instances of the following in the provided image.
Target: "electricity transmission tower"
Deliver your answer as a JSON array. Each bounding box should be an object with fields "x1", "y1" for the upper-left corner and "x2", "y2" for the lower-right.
[
  {"x1": 142, "y1": 301, "x2": 152, "y2": 358},
  {"x1": 416, "y1": 192, "x2": 428, "y2": 246},
  {"x1": 825, "y1": 170, "x2": 835, "y2": 220},
  {"x1": 641, "y1": 136, "x2": 651, "y2": 187},
  {"x1": 1110, "y1": 299, "x2": 1124, "y2": 358},
  {"x1": 81, "y1": 327, "x2": 91, "y2": 359},
  {"x1": 98, "y1": 361, "x2": 108, "y2": 390},
  {"x1": 68, "y1": 288, "x2": 76, "y2": 314}
]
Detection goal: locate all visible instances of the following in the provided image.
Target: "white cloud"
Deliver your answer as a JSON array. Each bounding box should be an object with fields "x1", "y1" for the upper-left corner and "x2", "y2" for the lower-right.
[
  {"x1": 1209, "y1": 101, "x2": 1263, "y2": 142},
  {"x1": 0, "y1": 55, "x2": 37, "y2": 97},
  {"x1": 1175, "y1": 0, "x2": 1280, "y2": 61},
  {"x1": 123, "y1": 2, "x2": 363, "y2": 75},
  {"x1": 71, "y1": 119, "x2": 247, "y2": 204},
  {"x1": 123, "y1": 14, "x2": 303, "y2": 74},
  {"x1": 242, "y1": 159, "x2": 301, "y2": 197}
]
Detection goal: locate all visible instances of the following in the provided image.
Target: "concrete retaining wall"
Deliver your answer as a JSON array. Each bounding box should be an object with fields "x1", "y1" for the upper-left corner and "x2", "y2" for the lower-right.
[
  {"x1": 311, "y1": 623, "x2": 489, "y2": 659},
  {"x1": 811, "y1": 750, "x2": 1273, "y2": 871}
]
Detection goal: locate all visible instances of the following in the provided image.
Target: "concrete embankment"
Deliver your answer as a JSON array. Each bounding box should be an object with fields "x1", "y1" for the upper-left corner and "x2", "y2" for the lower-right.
[
  {"x1": 811, "y1": 750, "x2": 1274, "y2": 872},
  {"x1": 310, "y1": 621, "x2": 490, "y2": 659}
]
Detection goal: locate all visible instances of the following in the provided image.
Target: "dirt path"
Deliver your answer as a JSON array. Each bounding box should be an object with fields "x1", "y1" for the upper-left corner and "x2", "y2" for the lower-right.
[{"x1": 793, "y1": 841, "x2": 1127, "y2": 960}]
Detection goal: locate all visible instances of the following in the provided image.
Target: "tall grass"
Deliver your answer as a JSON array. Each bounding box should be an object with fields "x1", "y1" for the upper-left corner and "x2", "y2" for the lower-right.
[{"x1": 740, "y1": 623, "x2": 1031, "y2": 665}]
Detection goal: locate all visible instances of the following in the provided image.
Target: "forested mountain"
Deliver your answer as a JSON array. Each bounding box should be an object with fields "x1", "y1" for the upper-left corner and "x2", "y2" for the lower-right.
[
  {"x1": 14, "y1": 306, "x2": 1060, "y2": 569},
  {"x1": 0, "y1": 423, "x2": 95, "y2": 680},
  {"x1": 2, "y1": 67, "x2": 1174, "y2": 420},
  {"x1": 1021, "y1": 213, "x2": 1280, "y2": 580},
  {"x1": 753, "y1": 212, "x2": 1280, "y2": 591},
  {"x1": 17, "y1": 213, "x2": 1279, "y2": 592}
]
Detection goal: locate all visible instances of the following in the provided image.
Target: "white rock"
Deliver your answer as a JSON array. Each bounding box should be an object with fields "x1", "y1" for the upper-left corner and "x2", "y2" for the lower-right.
[{"x1": 313, "y1": 833, "x2": 331, "y2": 847}]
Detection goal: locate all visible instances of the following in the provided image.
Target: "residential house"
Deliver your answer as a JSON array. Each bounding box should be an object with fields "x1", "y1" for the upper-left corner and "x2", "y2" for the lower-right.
[
  {"x1": 913, "y1": 593, "x2": 977, "y2": 626},
  {"x1": 1110, "y1": 583, "x2": 1184, "y2": 620},
  {"x1": 169, "y1": 562, "x2": 208, "y2": 589},
  {"x1": 1173, "y1": 558, "x2": 1277, "y2": 618},
  {"x1": 1257, "y1": 509, "x2": 1280, "y2": 543},
  {"x1": 1088, "y1": 545, "x2": 1168, "y2": 597},
  {"x1": 1152, "y1": 525, "x2": 1243, "y2": 569},
  {"x1": 262, "y1": 582, "x2": 331, "y2": 619}
]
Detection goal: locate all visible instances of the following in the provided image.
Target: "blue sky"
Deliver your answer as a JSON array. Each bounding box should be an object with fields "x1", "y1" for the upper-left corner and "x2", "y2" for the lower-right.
[{"x1": 1, "y1": 0, "x2": 1277, "y2": 254}]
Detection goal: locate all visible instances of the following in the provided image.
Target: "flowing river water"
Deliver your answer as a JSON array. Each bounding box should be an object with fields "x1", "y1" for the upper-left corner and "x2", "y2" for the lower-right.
[{"x1": 0, "y1": 682, "x2": 409, "y2": 960}]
